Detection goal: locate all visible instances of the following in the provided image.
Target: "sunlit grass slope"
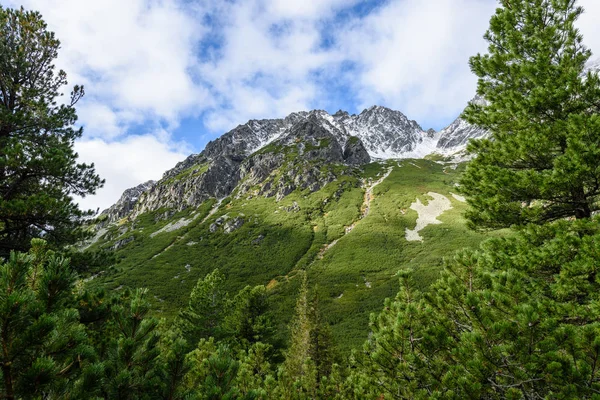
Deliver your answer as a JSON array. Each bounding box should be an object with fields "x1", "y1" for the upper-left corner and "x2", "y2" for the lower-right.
[{"x1": 88, "y1": 159, "x2": 502, "y2": 350}]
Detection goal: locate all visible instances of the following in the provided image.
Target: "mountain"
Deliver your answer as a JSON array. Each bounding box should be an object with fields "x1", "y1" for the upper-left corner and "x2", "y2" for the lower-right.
[
  {"x1": 83, "y1": 101, "x2": 493, "y2": 350},
  {"x1": 98, "y1": 104, "x2": 486, "y2": 225}
]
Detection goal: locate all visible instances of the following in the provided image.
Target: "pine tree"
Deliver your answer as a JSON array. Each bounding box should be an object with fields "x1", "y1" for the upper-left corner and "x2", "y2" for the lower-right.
[
  {"x1": 235, "y1": 342, "x2": 274, "y2": 398},
  {"x1": 360, "y1": 222, "x2": 600, "y2": 398},
  {"x1": 178, "y1": 268, "x2": 229, "y2": 346},
  {"x1": 0, "y1": 239, "x2": 96, "y2": 399},
  {"x1": 0, "y1": 6, "x2": 103, "y2": 255},
  {"x1": 224, "y1": 285, "x2": 273, "y2": 350},
  {"x1": 461, "y1": 0, "x2": 600, "y2": 229},
  {"x1": 102, "y1": 288, "x2": 164, "y2": 398},
  {"x1": 281, "y1": 272, "x2": 312, "y2": 383},
  {"x1": 308, "y1": 288, "x2": 337, "y2": 385}
]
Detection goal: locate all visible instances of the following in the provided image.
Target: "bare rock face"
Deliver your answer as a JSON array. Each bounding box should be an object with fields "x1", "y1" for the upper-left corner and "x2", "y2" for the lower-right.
[
  {"x1": 224, "y1": 217, "x2": 244, "y2": 233},
  {"x1": 436, "y1": 96, "x2": 489, "y2": 152},
  {"x1": 131, "y1": 155, "x2": 241, "y2": 219},
  {"x1": 110, "y1": 236, "x2": 134, "y2": 251},
  {"x1": 343, "y1": 137, "x2": 371, "y2": 165},
  {"x1": 100, "y1": 180, "x2": 155, "y2": 225},
  {"x1": 342, "y1": 106, "x2": 428, "y2": 157},
  {"x1": 235, "y1": 116, "x2": 366, "y2": 201}
]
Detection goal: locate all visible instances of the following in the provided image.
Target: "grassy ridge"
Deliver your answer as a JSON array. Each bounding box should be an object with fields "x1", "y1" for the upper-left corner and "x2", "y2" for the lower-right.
[{"x1": 88, "y1": 159, "x2": 500, "y2": 350}]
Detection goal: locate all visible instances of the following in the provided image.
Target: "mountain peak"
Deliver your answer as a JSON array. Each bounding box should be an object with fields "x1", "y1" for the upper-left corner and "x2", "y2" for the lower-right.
[{"x1": 362, "y1": 105, "x2": 395, "y2": 114}]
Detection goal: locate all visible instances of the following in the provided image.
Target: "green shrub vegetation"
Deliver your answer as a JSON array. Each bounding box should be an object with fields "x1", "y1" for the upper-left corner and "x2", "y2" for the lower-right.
[{"x1": 88, "y1": 159, "x2": 497, "y2": 351}]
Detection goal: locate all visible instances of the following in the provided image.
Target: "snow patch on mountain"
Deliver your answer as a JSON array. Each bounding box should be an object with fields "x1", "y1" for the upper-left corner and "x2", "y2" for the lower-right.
[{"x1": 405, "y1": 192, "x2": 453, "y2": 242}]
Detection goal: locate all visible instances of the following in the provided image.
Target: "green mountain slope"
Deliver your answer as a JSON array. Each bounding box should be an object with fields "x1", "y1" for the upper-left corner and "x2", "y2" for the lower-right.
[{"x1": 86, "y1": 158, "x2": 501, "y2": 350}]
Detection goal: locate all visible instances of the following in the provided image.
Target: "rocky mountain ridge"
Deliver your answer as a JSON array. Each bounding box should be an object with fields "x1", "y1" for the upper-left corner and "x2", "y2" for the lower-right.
[{"x1": 100, "y1": 102, "x2": 486, "y2": 223}]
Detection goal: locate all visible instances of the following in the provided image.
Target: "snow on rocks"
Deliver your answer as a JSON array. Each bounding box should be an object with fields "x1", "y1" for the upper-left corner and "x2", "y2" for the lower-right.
[
  {"x1": 405, "y1": 192, "x2": 453, "y2": 242},
  {"x1": 450, "y1": 192, "x2": 466, "y2": 203}
]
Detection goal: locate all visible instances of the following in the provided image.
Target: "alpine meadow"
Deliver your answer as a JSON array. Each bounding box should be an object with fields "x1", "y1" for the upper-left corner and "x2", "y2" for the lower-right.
[{"x1": 2, "y1": 0, "x2": 600, "y2": 399}]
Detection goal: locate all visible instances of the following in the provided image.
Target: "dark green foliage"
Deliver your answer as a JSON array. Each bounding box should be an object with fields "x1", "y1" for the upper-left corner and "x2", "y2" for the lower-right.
[
  {"x1": 91, "y1": 159, "x2": 492, "y2": 351},
  {"x1": 64, "y1": 247, "x2": 117, "y2": 276},
  {"x1": 279, "y1": 275, "x2": 338, "y2": 398},
  {"x1": 178, "y1": 269, "x2": 229, "y2": 345},
  {"x1": 160, "y1": 334, "x2": 192, "y2": 400},
  {"x1": 359, "y1": 219, "x2": 600, "y2": 398},
  {"x1": 0, "y1": 239, "x2": 94, "y2": 399},
  {"x1": 281, "y1": 273, "x2": 313, "y2": 387},
  {"x1": 224, "y1": 285, "x2": 274, "y2": 349},
  {"x1": 0, "y1": 6, "x2": 103, "y2": 256},
  {"x1": 308, "y1": 289, "x2": 337, "y2": 385},
  {"x1": 201, "y1": 345, "x2": 248, "y2": 400},
  {"x1": 461, "y1": 0, "x2": 600, "y2": 229},
  {"x1": 101, "y1": 288, "x2": 164, "y2": 398}
]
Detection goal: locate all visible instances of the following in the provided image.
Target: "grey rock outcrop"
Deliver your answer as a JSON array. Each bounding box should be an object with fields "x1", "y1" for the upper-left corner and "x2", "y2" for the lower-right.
[
  {"x1": 110, "y1": 236, "x2": 134, "y2": 251},
  {"x1": 100, "y1": 180, "x2": 155, "y2": 225},
  {"x1": 343, "y1": 137, "x2": 371, "y2": 165},
  {"x1": 131, "y1": 155, "x2": 241, "y2": 218},
  {"x1": 235, "y1": 116, "x2": 365, "y2": 201},
  {"x1": 341, "y1": 106, "x2": 428, "y2": 157},
  {"x1": 251, "y1": 234, "x2": 265, "y2": 245},
  {"x1": 436, "y1": 96, "x2": 489, "y2": 152},
  {"x1": 224, "y1": 217, "x2": 244, "y2": 233}
]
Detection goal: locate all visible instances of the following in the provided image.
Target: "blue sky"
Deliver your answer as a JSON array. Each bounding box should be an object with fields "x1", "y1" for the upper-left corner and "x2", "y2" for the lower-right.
[{"x1": 6, "y1": 0, "x2": 600, "y2": 211}]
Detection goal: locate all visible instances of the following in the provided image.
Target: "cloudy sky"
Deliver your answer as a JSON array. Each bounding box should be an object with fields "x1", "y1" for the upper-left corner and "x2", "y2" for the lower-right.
[{"x1": 6, "y1": 0, "x2": 600, "y2": 212}]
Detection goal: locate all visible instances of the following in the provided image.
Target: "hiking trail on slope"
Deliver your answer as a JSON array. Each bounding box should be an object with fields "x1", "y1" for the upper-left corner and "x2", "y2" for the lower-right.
[{"x1": 318, "y1": 166, "x2": 393, "y2": 257}]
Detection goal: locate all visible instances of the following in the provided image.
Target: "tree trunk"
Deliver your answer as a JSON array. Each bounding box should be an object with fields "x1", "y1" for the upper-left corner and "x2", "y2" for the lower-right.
[
  {"x1": 2, "y1": 362, "x2": 14, "y2": 400},
  {"x1": 574, "y1": 187, "x2": 592, "y2": 219}
]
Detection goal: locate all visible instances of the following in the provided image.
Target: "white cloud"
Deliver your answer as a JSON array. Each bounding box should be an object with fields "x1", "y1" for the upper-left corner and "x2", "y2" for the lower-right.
[
  {"x1": 196, "y1": 0, "x2": 344, "y2": 132},
  {"x1": 266, "y1": 0, "x2": 359, "y2": 19},
  {"x1": 74, "y1": 135, "x2": 188, "y2": 213},
  {"x1": 6, "y1": 0, "x2": 206, "y2": 210},
  {"x1": 334, "y1": 0, "x2": 600, "y2": 127},
  {"x1": 76, "y1": 103, "x2": 125, "y2": 140},
  {"x1": 337, "y1": 0, "x2": 497, "y2": 126},
  {"x1": 8, "y1": 0, "x2": 211, "y2": 134}
]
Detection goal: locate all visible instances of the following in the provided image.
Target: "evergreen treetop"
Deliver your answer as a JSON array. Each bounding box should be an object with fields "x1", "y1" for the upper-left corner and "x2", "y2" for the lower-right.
[
  {"x1": 461, "y1": 0, "x2": 600, "y2": 229},
  {"x1": 0, "y1": 6, "x2": 103, "y2": 256}
]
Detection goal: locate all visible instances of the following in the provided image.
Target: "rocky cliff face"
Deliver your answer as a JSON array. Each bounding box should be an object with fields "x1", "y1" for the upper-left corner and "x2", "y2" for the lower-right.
[
  {"x1": 335, "y1": 106, "x2": 433, "y2": 158},
  {"x1": 100, "y1": 180, "x2": 155, "y2": 224},
  {"x1": 436, "y1": 96, "x2": 488, "y2": 152},
  {"x1": 131, "y1": 155, "x2": 241, "y2": 219},
  {"x1": 235, "y1": 115, "x2": 369, "y2": 201}
]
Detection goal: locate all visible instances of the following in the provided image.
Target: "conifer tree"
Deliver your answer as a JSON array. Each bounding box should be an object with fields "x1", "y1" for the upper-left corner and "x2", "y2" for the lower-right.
[
  {"x1": 235, "y1": 342, "x2": 274, "y2": 398},
  {"x1": 178, "y1": 268, "x2": 229, "y2": 346},
  {"x1": 0, "y1": 6, "x2": 103, "y2": 255},
  {"x1": 280, "y1": 274, "x2": 341, "y2": 399},
  {"x1": 361, "y1": 221, "x2": 600, "y2": 398},
  {"x1": 102, "y1": 288, "x2": 163, "y2": 398},
  {"x1": 0, "y1": 239, "x2": 96, "y2": 399},
  {"x1": 281, "y1": 273, "x2": 312, "y2": 383},
  {"x1": 224, "y1": 285, "x2": 273, "y2": 350},
  {"x1": 159, "y1": 331, "x2": 192, "y2": 400},
  {"x1": 461, "y1": 0, "x2": 600, "y2": 228},
  {"x1": 308, "y1": 288, "x2": 336, "y2": 385}
]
